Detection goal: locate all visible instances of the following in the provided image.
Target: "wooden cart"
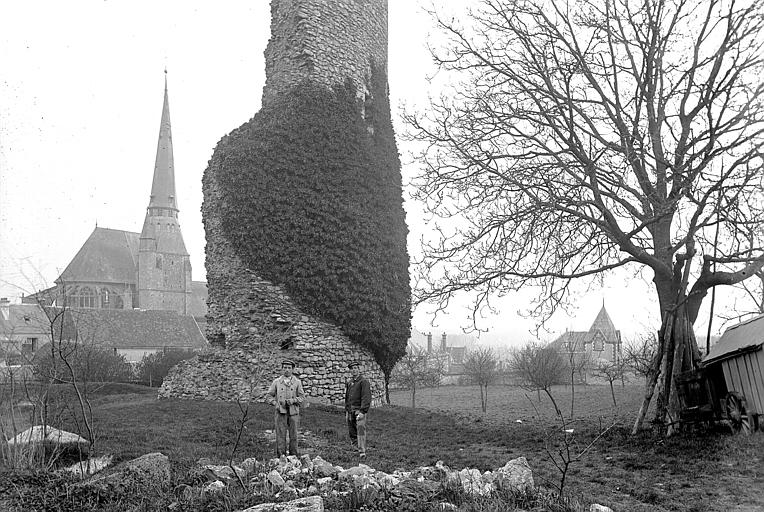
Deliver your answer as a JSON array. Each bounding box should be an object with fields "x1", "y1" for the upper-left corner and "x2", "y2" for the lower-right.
[{"x1": 676, "y1": 314, "x2": 764, "y2": 433}]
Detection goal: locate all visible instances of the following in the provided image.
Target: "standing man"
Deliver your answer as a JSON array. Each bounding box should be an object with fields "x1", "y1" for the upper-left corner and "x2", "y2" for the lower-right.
[
  {"x1": 267, "y1": 359, "x2": 305, "y2": 457},
  {"x1": 344, "y1": 361, "x2": 371, "y2": 458}
]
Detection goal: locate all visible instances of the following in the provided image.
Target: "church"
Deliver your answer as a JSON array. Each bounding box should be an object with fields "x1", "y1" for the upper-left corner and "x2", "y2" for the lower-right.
[{"x1": 25, "y1": 76, "x2": 208, "y2": 327}]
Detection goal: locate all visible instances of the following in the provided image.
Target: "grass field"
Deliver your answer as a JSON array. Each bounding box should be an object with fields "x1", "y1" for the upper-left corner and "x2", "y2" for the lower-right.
[{"x1": 1, "y1": 382, "x2": 763, "y2": 511}]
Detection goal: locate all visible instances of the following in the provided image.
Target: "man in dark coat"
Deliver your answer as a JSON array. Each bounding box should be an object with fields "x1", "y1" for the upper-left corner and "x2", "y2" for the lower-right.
[{"x1": 344, "y1": 361, "x2": 371, "y2": 458}]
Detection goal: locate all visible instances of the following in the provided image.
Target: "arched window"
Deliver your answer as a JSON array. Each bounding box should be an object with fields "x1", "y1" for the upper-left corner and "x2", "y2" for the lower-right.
[
  {"x1": 101, "y1": 289, "x2": 110, "y2": 308},
  {"x1": 78, "y1": 287, "x2": 96, "y2": 308}
]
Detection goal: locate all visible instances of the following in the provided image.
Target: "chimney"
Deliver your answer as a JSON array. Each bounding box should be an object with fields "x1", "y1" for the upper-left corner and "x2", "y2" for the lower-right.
[
  {"x1": 0, "y1": 298, "x2": 10, "y2": 321},
  {"x1": 441, "y1": 332, "x2": 447, "y2": 351},
  {"x1": 426, "y1": 332, "x2": 432, "y2": 353}
]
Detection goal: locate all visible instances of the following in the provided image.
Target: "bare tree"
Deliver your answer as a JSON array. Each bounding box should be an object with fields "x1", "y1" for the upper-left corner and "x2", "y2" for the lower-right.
[
  {"x1": 510, "y1": 342, "x2": 568, "y2": 415},
  {"x1": 463, "y1": 346, "x2": 500, "y2": 413},
  {"x1": 560, "y1": 340, "x2": 594, "y2": 417},
  {"x1": 406, "y1": 0, "x2": 764, "y2": 434},
  {"x1": 593, "y1": 359, "x2": 626, "y2": 407},
  {"x1": 624, "y1": 333, "x2": 658, "y2": 385},
  {"x1": 391, "y1": 345, "x2": 443, "y2": 408}
]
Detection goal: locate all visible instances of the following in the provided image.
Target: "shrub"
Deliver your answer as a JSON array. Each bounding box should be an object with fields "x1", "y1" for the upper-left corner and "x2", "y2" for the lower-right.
[
  {"x1": 136, "y1": 350, "x2": 196, "y2": 387},
  {"x1": 33, "y1": 341, "x2": 132, "y2": 384}
]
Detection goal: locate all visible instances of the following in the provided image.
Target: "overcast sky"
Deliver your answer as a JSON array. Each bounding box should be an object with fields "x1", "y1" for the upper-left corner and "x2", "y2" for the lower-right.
[{"x1": 1, "y1": 0, "x2": 740, "y2": 346}]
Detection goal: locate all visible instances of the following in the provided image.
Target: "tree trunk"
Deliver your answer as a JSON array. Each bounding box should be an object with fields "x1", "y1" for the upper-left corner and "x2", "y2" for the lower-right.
[
  {"x1": 570, "y1": 369, "x2": 576, "y2": 418},
  {"x1": 609, "y1": 380, "x2": 617, "y2": 407},
  {"x1": 633, "y1": 294, "x2": 702, "y2": 434},
  {"x1": 411, "y1": 384, "x2": 416, "y2": 409}
]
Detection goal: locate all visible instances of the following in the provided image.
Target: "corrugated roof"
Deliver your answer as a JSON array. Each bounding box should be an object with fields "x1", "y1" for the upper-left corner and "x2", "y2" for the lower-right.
[
  {"x1": 43, "y1": 307, "x2": 207, "y2": 350},
  {"x1": 704, "y1": 314, "x2": 764, "y2": 365},
  {"x1": 57, "y1": 228, "x2": 139, "y2": 284}
]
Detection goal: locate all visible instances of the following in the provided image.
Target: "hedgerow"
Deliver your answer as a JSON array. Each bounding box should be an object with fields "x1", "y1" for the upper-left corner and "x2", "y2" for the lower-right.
[{"x1": 208, "y1": 68, "x2": 410, "y2": 374}]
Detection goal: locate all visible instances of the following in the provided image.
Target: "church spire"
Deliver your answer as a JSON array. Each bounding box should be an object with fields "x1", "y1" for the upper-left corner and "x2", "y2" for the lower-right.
[{"x1": 148, "y1": 70, "x2": 177, "y2": 212}]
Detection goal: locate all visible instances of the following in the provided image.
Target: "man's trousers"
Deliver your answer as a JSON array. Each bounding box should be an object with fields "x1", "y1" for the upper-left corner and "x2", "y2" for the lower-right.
[
  {"x1": 346, "y1": 412, "x2": 367, "y2": 454},
  {"x1": 275, "y1": 411, "x2": 299, "y2": 456}
]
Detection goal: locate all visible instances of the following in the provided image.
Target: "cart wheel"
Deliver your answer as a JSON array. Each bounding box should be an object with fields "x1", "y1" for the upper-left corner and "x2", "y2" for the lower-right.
[{"x1": 725, "y1": 392, "x2": 751, "y2": 434}]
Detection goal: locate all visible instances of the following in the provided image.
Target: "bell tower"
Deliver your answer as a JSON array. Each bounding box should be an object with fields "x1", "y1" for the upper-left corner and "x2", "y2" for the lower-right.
[{"x1": 137, "y1": 72, "x2": 192, "y2": 314}]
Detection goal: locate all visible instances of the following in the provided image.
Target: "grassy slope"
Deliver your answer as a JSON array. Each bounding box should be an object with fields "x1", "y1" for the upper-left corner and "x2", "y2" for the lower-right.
[{"x1": 3, "y1": 383, "x2": 763, "y2": 512}]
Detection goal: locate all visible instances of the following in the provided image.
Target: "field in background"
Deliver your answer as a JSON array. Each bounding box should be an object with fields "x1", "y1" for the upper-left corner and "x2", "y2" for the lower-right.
[
  {"x1": 390, "y1": 382, "x2": 646, "y2": 425},
  {"x1": 1, "y1": 383, "x2": 762, "y2": 511}
]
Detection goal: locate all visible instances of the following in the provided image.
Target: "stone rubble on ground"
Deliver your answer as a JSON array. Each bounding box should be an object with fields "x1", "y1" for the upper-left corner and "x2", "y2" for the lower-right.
[
  {"x1": 66, "y1": 449, "x2": 609, "y2": 511},
  {"x1": 240, "y1": 495, "x2": 324, "y2": 512}
]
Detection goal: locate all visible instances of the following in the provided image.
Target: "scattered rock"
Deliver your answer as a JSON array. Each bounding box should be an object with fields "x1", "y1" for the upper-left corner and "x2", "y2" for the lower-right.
[
  {"x1": 240, "y1": 457, "x2": 258, "y2": 476},
  {"x1": 338, "y1": 465, "x2": 370, "y2": 480},
  {"x1": 267, "y1": 469, "x2": 285, "y2": 487},
  {"x1": 590, "y1": 505, "x2": 614, "y2": 512},
  {"x1": 7, "y1": 426, "x2": 90, "y2": 455},
  {"x1": 203, "y1": 480, "x2": 226, "y2": 494},
  {"x1": 495, "y1": 457, "x2": 534, "y2": 492},
  {"x1": 203, "y1": 464, "x2": 246, "y2": 483},
  {"x1": 82, "y1": 452, "x2": 171, "y2": 492},
  {"x1": 61, "y1": 455, "x2": 113, "y2": 478},
  {"x1": 240, "y1": 495, "x2": 324, "y2": 512},
  {"x1": 312, "y1": 456, "x2": 340, "y2": 477}
]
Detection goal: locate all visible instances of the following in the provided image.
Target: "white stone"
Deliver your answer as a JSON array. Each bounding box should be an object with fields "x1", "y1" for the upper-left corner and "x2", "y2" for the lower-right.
[
  {"x1": 267, "y1": 469, "x2": 285, "y2": 487},
  {"x1": 590, "y1": 505, "x2": 614, "y2": 512},
  {"x1": 203, "y1": 480, "x2": 226, "y2": 494},
  {"x1": 240, "y1": 495, "x2": 324, "y2": 512},
  {"x1": 61, "y1": 455, "x2": 113, "y2": 477},
  {"x1": 8, "y1": 426, "x2": 90, "y2": 453},
  {"x1": 495, "y1": 457, "x2": 534, "y2": 492}
]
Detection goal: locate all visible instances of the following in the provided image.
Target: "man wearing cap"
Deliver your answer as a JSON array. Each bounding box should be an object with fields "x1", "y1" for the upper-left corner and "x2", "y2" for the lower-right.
[
  {"x1": 344, "y1": 361, "x2": 371, "y2": 458},
  {"x1": 267, "y1": 359, "x2": 305, "y2": 456}
]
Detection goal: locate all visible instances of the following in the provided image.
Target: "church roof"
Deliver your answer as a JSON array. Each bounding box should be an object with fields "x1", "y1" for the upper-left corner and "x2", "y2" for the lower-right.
[
  {"x1": 57, "y1": 228, "x2": 139, "y2": 285},
  {"x1": 148, "y1": 74, "x2": 177, "y2": 211},
  {"x1": 44, "y1": 307, "x2": 207, "y2": 350}
]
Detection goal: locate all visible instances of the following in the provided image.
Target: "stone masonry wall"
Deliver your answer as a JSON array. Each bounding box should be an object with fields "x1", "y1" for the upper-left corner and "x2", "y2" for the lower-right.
[
  {"x1": 262, "y1": 0, "x2": 387, "y2": 106},
  {"x1": 160, "y1": 0, "x2": 391, "y2": 405}
]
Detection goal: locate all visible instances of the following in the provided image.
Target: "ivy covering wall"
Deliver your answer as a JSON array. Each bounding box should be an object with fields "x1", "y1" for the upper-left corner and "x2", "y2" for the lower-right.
[{"x1": 210, "y1": 70, "x2": 410, "y2": 375}]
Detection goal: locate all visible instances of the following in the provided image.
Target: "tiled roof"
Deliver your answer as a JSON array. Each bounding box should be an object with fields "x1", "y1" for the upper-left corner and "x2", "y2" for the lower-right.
[
  {"x1": 44, "y1": 307, "x2": 207, "y2": 350},
  {"x1": 704, "y1": 313, "x2": 764, "y2": 365},
  {"x1": 549, "y1": 331, "x2": 589, "y2": 352},
  {"x1": 588, "y1": 305, "x2": 618, "y2": 342},
  {"x1": 0, "y1": 304, "x2": 51, "y2": 337},
  {"x1": 57, "y1": 228, "x2": 139, "y2": 285}
]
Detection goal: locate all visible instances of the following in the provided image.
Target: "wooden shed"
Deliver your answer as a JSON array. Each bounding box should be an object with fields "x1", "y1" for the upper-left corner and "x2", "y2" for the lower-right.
[{"x1": 702, "y1": 313, "x2": 764, "y2": 431}]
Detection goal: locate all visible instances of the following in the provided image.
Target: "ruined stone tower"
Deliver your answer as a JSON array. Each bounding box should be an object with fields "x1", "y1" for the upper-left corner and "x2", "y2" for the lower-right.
[{"x1": 160, "y1": 0, "x2": 410, "y2": 404}]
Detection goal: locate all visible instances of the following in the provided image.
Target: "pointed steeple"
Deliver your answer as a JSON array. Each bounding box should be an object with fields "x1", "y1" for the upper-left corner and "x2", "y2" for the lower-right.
[{"x1": 148, "y1": 70, "x2": 177, "y2": 212}]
